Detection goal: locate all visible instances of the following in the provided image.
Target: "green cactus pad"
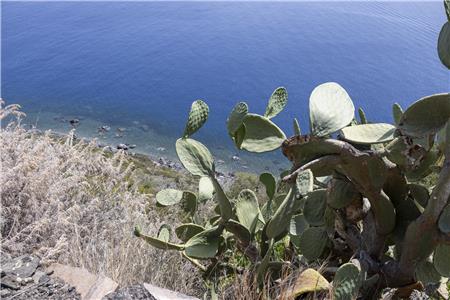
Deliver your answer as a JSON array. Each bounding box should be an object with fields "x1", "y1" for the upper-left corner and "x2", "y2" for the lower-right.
[
  {"x1": 438, "y1": 204, "x2": 450, "y2": 234},
  {"x1": 181, "y1": 191, "x2": 197, "y2": 216},
  {"x1": 156, "y1": 189, "x2": 184, "y2": 206},
  {"x1": 259, "y1": 172, "x2": 277, "y2": 200},
  {"x1": 371, "y1": 191, "x2": 396, "y2": 235},
  {"x1": 327, "y1": 179, "x2": 359, "y2": 209},
  {"x1": 264, "y1": 87, "x2": 288, "y2": 119},
  {"x1": 236, "y1": 189, "x2": 261, "y2": 234},
  {"x1": 416, "y1": 260, "x2": 442, "y2": 285},
  {"x1": 198, "y1": 176, "x2": 214, "y2": 202},
  {"x1": 358, "y1": 108, "x2": 368, "y2": 124},
  {"x1": 341, "y1": 123, "x2": 395, "y2": 145},
  {"x1": 406, "y1": 149, "x2": 440, "y2": 182},
  {"x1": 157, "y1": 224, "x2": 171, "y2": 243},
  {"x1": 392, "y1": 103, "x2": 403, "y2": 125},
  {"x1": 407, "y1": 184, "x2": 429, "y2": 207},
  {"x1": 398, "y1": 93, "x2": 450, "y2": 137},
  {"x1": 224, "y1": 219, "x2": 251, "y2": 244},
  {"x1": 233, "y1": 124, "x2": 246, "y2": 149},
  {"x1": 185, "y1": 226, "x2": 223, "y2": 259},
  {"x1": 289, "y1": 214, "x2": 309, "y2": 236},
  {"x1": 289, "y1": 268, "x2": 330, "y2": 298},
  {"x1": 134, "y1": 226, "x2": 184, "y2": 251},
  {"x1": 438, "y1": 22, "x2": 450, "y2": 69},
  {"x1": 309, "y1": 82, "x2": 355, "y2": 137},
  {"x1": 183, "y1": 100, "x2": 209, "y2": 138},
  {"x1": 298, "y1": 227, "x2": 329, "y2": 261},
  {"x1": 296, "y1": 169, "x2": 314, "y2": 196},
  {"x1": 227, "y1": 102, "x2": 248, "y2": 137},
  {"x1": 176, "y1": 138, "x2": 214, "y2": 176},
  {"x1": 175, "y1": 223, "x2": 205, "y2": 242},
  {"x1": 303, "y1": 189, "x2": 327, "y2": 226},
  {"x1": 210, "y1": 177, "x2": 233, "y2": 221},
  {"x1": 333, "y1": 262, "x2": 362, "y2": 300},
  {"x1": 240, "y1": 114, "x2": 286, "y2": 153},
  {"x1": 446, "y1": 0, "x2": 450, "y2": 21},
  {"x1": 266, "y1": 188, "x2": 296, "y2": 239},
  {"x1": 293, "y1": 118, "x2": 302, "y2": 135},
  {"x1": 256, "y1": 239, "x2": 273, "y2": 285},
  {"x1": 433, "y1": 244, "x2": 450, "y2": 277}
]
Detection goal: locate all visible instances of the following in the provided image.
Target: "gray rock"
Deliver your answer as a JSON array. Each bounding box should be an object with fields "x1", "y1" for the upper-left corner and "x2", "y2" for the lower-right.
[
  {"x1": 69, "y1": 119, "x2": 80, "y2": 126},
  {"x1": 117, "y1": 144, "x2": 129, "y2": 150},
  {"x1": 1, "y1": 254, "x2": 40, "y2": 278},
  {"x1": 103, "y1": 284, "x2": 156, "y2": 300},
  {"x1": 1, "y1": 274, "x2": 20, "y2": 290}
]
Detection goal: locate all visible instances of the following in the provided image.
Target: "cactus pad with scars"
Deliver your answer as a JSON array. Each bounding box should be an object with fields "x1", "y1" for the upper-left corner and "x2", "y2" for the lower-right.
[
  {"x1": 227, "y1": 102, "x2": 248, "y2": 137},
  {"x1": 264, "y1": 87, "x2": 288, "y2": 119},
  {"x1": 341, "y1": 123, "x2": 396, "y2": 145},
  {"x1": 333, "y1": 262, "x2": 362, "y2": 300},
  {"x1": 183, "y1": 100, "x2": 209, "y2": 138},
  {"x1": 309, "y1": 82, "x2": 355, "y2": 137},
  {"x1": 398, "y1": 93, "x2": 450, "y2": 137},
  {"x1": 236, "y1": 189, "x2": 261, "y2": 234}
]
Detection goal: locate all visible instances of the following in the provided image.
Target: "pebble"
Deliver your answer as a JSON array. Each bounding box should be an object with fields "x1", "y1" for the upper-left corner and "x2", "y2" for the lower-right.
[
  {"x1": 69, "y1": 119, "x2": 80, "y2": 126},
  {"x1": 232, "y1": 155, "x2": 240, "y2": 161},
  {"x1": 117, "y1": 144, "x2": 129, "y2": 150}
]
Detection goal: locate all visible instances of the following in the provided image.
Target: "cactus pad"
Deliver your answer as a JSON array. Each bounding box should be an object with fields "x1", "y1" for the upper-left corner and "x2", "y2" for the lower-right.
[
  {"x1": 264, "y1": 87, "x2": 288, "y2": 119},
  {"x1": 407, "y1": 184, "x2": 429, "y2": 207},
  {"x1": 293, "y1": 118, "x2": 302, "y2": 135},
  {"x1": 198, "y1": 176, "x2": 214, "y2": 202},
  {"x1": 358, "y1": 108, "x2": 368, "y2": 124},
  {"x1": 157, "y1": 224, "x2": 171, "y2": 242},
  {"x1": 240, "y1": 114, "x2": 286, "y2": 153},
  {"x1": 176, "y1": 138, "x2": 214, "y2": 176},
  {"x1": 438, "y1": 22, "x2": 450, "y2": 69},
  {"x1": 134, "y1": 226, "x2": 184, "y2": 251},
  {"x1": 341, "y1": 123, "x2": 395, "y2": 145},
  {"x1": 185, "y1": 226, "x2": 223, "y2": 259},
  {"x1": 156, "y1": 189, "x2": 184, "y2": 206},
  {"x1": 433, "y1": 244, "x2": 450, "y2": 277},
  {"x1": 327, "y1": 179, "x2": 359, "y2": 209},
  {"x1": 439, "y1": 204, "x2": 450, "y2": 234},
  {"x1": 289, "y1": 268, "x2": 330, "y2": 298},
  {"x1": 181, "y1": 191, "x2": 198, "y2": 216},
  {"x1": 309, "y1": 82, "x2": 355, "y2": 137},
  {"x1": 398, "y1": 93, "x2": 450, "y2": 137},
  {"x1": 259, "y1": 172, "x2": 276, "y2": 200},
  {"x1": 303, "y1": 189, "x2": 327, "y2": 226},
  {"x1": 298, "y1": 227, "x2": 329, "y2": 261},
  {"x1": 415, "y1": 260, "x2": 442, "y2": 285},
  {"x1": 175, "y1": 223, "x2": 205, "y2": 242},
  {"x1": 392, "y1": 103, "x2": 403, "y2": 125},
  {"x1": 289, "y1": 214, "x2": 309, "y2": 236},
  {"x1": 236, "y1": 189, "x2": 261, "y2": 234},
  {"x1": 183, "y1": 100, "x2": 209, "y2": 138},
  {"x1": 210, "y1": 177, "x2": 233, "y2": 221},
  {"x1": 333, "y1": 262, "x2": 362, "y2": 300},
  {"x1": 266, "y1": 188, "x2": 296, "y2": 239},
  {"x1": 227, "y1": 102, "x2": 248, "y2": 137}
]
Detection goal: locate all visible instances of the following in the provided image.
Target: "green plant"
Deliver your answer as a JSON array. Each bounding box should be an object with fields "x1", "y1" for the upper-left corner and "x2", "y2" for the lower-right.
[{"x1": 136, "y1": 4, "x2": 450, "y2": 298}]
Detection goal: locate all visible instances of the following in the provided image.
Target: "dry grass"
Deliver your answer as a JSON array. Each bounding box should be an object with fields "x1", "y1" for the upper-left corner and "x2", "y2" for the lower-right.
[{"x1": 0, "y1": 100, "x2": 204, "y2": 296}]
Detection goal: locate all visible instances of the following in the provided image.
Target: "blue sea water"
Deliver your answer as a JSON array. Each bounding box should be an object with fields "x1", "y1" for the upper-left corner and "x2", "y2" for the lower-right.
[{"x1": 2, "y1": 1, "x2": 449, "y2": 172}]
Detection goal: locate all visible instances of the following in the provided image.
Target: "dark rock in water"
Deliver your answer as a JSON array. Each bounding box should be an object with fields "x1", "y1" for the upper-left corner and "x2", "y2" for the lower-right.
[
  {"x1": 98, "y1": 125, "x2": 111, "y2": 133},
  {"x1": 128, "y1": 144, "x2": 137, "y2": 149},
  {"x1": 117, "y1": 127, "x2": 126, "y2": 133},
  {"x1": 103, "y1": 284, "x2": 156, "y2": 300},
  {"x1": 117, "y1": 144, "x2": 129, "y2": 150},
  {"x1": 69, "y1": 119, "x2": 80, "y2": 126}
]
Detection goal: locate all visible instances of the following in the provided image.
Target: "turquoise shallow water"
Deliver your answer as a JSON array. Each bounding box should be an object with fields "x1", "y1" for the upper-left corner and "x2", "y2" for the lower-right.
[{"x1": 2, "y1": 1, "x2": 449, "y2": 173}]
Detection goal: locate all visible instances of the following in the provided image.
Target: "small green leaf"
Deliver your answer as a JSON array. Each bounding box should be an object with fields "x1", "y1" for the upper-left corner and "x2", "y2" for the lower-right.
[
  {"x1": 157, "y1": 224, "x2": 171, "y2": 242},
  {"x1": 264, "y1": 87, "x2": 288, "y2": 119},
  {"x1": 392, "y1": 103, "x2": 403, "y2": 125},
  {"x1": 293, "y1": 118, "x2": 302, "y2": 135},
  {"x1": 358, "y1": 107, "x2": 367, "y2": 124}
]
